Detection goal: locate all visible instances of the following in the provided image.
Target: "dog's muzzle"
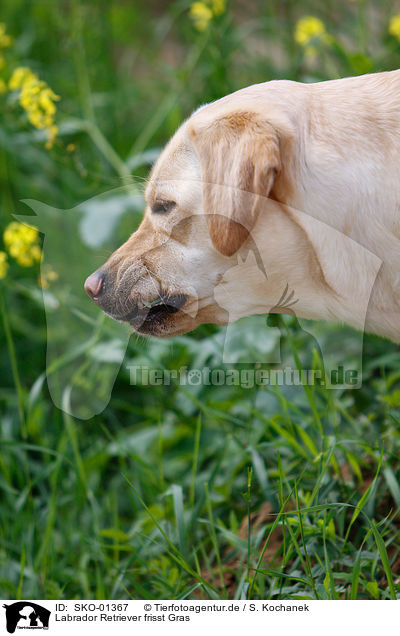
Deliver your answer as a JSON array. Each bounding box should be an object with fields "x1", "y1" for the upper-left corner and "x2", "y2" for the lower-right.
[{"x1": 84, "y1": 268, "x2": 187, "y2": 331}]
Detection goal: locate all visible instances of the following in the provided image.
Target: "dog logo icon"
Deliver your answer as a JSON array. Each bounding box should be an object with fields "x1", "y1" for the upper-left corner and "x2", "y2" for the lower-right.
[{"x1": 3, "y1": 602, "x2": 50, "y2": 633}]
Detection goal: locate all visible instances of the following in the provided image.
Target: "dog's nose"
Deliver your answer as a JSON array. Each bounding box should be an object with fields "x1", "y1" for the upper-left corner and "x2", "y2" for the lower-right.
[{"x1": 84, "y1": 271, "x2": 104, "y2": 300}]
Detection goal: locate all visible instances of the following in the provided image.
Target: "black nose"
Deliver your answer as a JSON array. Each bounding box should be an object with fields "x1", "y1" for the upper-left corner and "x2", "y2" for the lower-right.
[{"x1": 84, "y1": 271, "x2": 104, "y2": 300}]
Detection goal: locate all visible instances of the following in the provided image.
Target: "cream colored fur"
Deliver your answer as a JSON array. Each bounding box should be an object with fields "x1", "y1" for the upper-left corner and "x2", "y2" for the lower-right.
[{"x1": 96, "y1": 70, "x2": 400, "y2": 340}]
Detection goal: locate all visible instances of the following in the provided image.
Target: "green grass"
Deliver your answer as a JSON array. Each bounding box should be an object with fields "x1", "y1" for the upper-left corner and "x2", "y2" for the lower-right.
[
  {"x1": 1, "y1": 319, "x2": 400, "y2": 600},
  {"x1": 1, "y1": 0, "x2": 400, "y2": 601}
]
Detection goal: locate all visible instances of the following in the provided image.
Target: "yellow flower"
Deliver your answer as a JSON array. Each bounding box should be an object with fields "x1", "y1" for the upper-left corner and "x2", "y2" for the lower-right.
[
  {"x1": 389, "y1": 15, "x2": 400, "y2": 42},
  {"x1": 39, "y1": 263, "x2": 58, "y2": 289},
  {"x1": 190, "y1": 2, "x2": 213, "y2": 30},
  {"x1": 9, "y1": 67, "x2": 35, "y2": 91},
  {"x1": 0, "y1": 251, "x2": 8, "y2": 279},
  {"x1": 295, "y1": 16, "x2": 331, "y2": 56},
  {"x1": 45, "y1": 124, "x2": 58, "y2": 150},
  {"x1": 190, "y1": 0, "x2": 226, "y2": 30},
  {"x1": 211, "y1": 0, "x2": 226, "y2": 16},
  {"x1": 0, "y1": 23, "x2": 12, "y2": 49},
  {"x1": 3, "y1": 222, "x2": 42, "y2": 267},
  {"x1": 9, "y1": 67, "x2": 60, "y2": 148}
]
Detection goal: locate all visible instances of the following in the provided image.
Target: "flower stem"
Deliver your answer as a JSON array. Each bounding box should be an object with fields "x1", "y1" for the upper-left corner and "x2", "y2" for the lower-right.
[{"x1": 0, "y1": 289, "x2": 26, "y2": 437}]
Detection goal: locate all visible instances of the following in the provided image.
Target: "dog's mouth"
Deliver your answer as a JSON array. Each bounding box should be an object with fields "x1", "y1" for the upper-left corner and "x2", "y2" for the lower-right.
[{"x1": 118, "y1": 293, "x2": 188, "y2": 332}]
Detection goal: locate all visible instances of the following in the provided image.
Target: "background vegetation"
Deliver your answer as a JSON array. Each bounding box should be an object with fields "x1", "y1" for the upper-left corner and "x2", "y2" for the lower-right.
[{"x1": 1, "y1": 0, "x2": 400, "y2": 600}]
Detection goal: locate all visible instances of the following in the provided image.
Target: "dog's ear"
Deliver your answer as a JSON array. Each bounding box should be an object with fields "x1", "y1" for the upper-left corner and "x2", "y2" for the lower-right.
[{"x1": 188, "y1": 111, "x2": 281, "y2": 256}]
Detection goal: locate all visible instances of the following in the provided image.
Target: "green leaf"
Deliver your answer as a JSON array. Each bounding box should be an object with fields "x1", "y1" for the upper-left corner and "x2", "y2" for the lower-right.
[
  {"x1": 345, "y1": 454, "x2": 383, "y2": 541},
  {"x1": 366, "y1": 580, "x2": 379, "y2": 600},
  {"x1": 348, "y1": 53, "x2": 373, "y2": 74},
  {"x1": 350, "y1": 549, "x2": 362, "y2": 600},
  {"x1": 383, "y1": 466, "x2": 400, "y2": 508},
  {"x1": 370, "y1": 520, "x2": 397, "y2": 599},
  {"x1": 100, "y1": 528, "x2": 130, "y2": 543}
]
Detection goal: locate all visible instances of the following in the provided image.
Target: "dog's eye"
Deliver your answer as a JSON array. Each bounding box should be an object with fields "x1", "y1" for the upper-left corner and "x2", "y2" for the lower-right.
[{"x1": 152, "y1": 199, "x2": 176, "y2": 214}]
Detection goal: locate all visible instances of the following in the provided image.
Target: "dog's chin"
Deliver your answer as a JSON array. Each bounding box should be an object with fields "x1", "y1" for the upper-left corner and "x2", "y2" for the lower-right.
[
  {"x1": 119, "y1": 293, "x2": 189, "y2": 337},
  {"x1": 133, "y1": 311, "x2": 188, "y2": 337},
  {"x1": 133, "y1": 303, "x2": 227, "y2": 338},
  {"x1": 101, "y1": 293, "x2": 221, "y2": 338}
]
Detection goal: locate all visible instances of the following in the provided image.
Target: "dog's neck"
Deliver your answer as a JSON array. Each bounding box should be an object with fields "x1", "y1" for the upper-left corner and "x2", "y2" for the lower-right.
[{"x1": 216, "y1": 202, "x2": 388, "y2": 338}]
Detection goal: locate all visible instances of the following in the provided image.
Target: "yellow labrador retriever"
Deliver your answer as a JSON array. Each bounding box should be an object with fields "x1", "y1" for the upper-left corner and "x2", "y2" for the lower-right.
[{"x1": 85, "y1": 70, "x2": 400, "y2": 342}]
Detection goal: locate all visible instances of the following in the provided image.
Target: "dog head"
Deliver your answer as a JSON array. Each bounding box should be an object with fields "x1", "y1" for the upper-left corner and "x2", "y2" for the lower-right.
[{"x1": 84, "y1": 102, "x2": 306, "y2": 337}]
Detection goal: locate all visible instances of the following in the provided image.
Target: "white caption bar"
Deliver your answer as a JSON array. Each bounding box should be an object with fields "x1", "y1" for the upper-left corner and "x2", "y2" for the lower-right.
[{"x1": 0, "y1": 599, "x2": 396, "y2": 635}]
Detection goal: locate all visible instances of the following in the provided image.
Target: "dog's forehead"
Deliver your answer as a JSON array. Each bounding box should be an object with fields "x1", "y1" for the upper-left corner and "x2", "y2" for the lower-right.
[{"x1": 145, "y1": 125, "x2": 199, "y2": 202}]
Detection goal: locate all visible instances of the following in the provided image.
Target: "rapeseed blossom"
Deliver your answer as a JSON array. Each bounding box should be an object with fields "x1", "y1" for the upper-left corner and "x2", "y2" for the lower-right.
[
  {"x1": 190, "y1": 0, "x2": 226, "y2": 31},
  {"x1": 211, "y1": 0, "x2": 225, "y2": 15},
  {"x1": 389, "y1": 15, "x2": 400, "y2": 42},
  {"x1": 39, "y1": 264, "x2": 58, "y2": 289},
  {"x1": 3, "y1": 222, "x2": 42, "y2": 267},
  {"x1": 295, "y1": 16, "x2": 331, "y2": 57},
  {"x1": 0, "y1": 23, "x2": 12, "y2": 49},
  {"x1": 9, "y1": 67, "x2": 60, "y2": 148},
  {"x1": 0, "y1": 23, "x2": 12, "y2": 70},
  {"x1": 0, "y1": 251, "x2": 8, "y2": 279}
]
